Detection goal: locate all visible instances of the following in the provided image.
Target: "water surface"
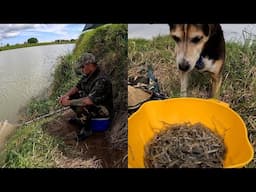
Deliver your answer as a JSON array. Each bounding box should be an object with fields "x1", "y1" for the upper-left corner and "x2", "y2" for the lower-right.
[{"x1": 0, "y1": 44, "x2": 75, "y2": 123}]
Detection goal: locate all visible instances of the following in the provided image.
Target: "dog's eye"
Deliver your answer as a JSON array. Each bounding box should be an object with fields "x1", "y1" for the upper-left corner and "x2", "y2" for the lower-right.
[
  {"x1": 172, "y1": 35, "x2": 181, "y2": 43},
  {"x1": 191, "y1": 36, "x2": 202, "y2": 43}
]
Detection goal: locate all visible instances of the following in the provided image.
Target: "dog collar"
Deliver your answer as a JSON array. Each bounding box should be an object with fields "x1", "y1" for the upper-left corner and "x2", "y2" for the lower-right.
[{"x1": 195, "y1": 56, "x2": 204, "y2": 70}]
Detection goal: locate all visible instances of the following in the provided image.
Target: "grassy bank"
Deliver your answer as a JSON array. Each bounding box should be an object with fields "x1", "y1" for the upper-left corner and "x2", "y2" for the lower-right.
[
  {"x1": 0, "y1": 52, "x2": 80, "y2": 167},
  {"x1": 0, "y1": 24, "x2": 127, "y2": 168},
  {"x1": 128, "y1": 35, "x2": 256, "y2": 167},
  {"x1": 0, "y1": 118, "x2": 62, "y2": 167},
  {"x1": 0, "y1": 41, "x2": 75, "y2": 52}
]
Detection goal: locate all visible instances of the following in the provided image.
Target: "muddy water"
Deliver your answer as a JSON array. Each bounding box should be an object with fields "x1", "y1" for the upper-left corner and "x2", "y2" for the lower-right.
[{"x1": 0, "y1": 44, "x2": 75, "y2": 123}]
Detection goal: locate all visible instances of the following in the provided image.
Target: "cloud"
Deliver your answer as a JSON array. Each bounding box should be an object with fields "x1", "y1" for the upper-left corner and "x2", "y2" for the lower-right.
[
  {"x1": 0, "y1": 24, "x2": 80, "y2": 42},
  {"x1": 27, "y1": 24, "x2": 69, "y2": 35},
  {"x1": 0, "y1": 24, "x2": 35, "y2": 40}
]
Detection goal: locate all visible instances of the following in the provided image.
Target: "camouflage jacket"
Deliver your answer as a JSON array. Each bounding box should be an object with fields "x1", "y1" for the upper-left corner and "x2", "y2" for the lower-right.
[{"x1": 76, "y1": 67, "x2": 113, "y2": 114}]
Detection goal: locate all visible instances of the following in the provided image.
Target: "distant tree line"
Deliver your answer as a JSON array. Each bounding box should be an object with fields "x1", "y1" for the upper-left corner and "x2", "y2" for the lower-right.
[
  {"x1": 0, "y1": 38, "x2": 77, "y2": 51},
  {"x1": 27, "y1": 37, "x2": 38, "y2": 44},
  {"x1": 54, "y1": 39, "x2": 76, "y2": 43}
]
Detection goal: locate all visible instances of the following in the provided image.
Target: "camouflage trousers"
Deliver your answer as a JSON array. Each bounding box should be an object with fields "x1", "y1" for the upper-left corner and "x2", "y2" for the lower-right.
[{"x1": 70, "y1": 93, "x2": 110, "y2": 130}]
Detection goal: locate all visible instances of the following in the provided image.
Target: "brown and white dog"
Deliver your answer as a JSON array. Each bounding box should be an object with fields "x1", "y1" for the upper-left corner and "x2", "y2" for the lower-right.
[{"x1": 168, "y1": 24, "x2": 225, "y2": 98}]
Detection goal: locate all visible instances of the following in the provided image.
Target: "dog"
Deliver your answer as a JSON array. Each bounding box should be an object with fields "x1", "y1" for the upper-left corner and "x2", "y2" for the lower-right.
[{"x1": 168, "y1": 24, "x2": 225, "y2": 98}]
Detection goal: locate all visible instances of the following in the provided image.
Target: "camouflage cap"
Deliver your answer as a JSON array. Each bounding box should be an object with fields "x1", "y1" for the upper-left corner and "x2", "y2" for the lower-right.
[{"x1": 77, "y1": 52, "x2": 96, "y2": 68}]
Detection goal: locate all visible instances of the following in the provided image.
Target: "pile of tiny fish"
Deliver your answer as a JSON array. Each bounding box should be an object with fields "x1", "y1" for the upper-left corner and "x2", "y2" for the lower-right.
[{"x1": 144, "y1": 123, "x2": 226, "y2": 168}]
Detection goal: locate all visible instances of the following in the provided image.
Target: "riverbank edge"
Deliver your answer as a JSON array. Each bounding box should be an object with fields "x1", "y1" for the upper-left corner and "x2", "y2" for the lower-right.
[{"x1": 0, "y1": 41, "x2": 76, "y2": 52}]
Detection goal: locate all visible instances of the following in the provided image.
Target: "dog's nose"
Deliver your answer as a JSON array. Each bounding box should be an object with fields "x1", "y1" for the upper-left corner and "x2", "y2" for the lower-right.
[{"x1": 178, "y1": 60, "x2": 190, "y2": 72}]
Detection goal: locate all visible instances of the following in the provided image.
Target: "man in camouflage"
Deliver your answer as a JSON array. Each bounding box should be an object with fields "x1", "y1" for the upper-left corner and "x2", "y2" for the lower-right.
[{"x1": 59, "y1": 52, "x2": 113, "y2": 141}]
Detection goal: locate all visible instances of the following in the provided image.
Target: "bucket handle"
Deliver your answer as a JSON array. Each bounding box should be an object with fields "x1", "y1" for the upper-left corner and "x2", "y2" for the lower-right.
[{"x1": 207, "y1": 99, "x2": 230, "y2": 108}]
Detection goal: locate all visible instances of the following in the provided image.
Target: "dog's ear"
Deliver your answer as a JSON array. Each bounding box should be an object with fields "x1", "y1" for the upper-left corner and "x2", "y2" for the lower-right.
[
  {"x1": 208, "y1": 24, "x2": 220, "y2": 35},
  {"x1": 201, "y1": 24, "x2": 219, "y2": 37},
  {"x1": 201, "y1": 25, "x2": 210, "y2": 36},
  {"x1": 168, "y1": 24, "x2": 176, "y2": 31}
]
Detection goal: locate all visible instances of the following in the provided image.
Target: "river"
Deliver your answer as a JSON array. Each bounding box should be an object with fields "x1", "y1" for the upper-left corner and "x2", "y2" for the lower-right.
[{"x1": 0, "y1": 44, "x2": 75, "y2": 123}]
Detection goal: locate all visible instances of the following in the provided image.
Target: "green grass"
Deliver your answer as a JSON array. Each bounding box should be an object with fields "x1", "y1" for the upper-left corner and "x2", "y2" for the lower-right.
[
  {"x1": 128, "y1": 35, "x2": 256, "y2": 167},
  {"x1": 50, "y1": 54, "x2": 80, "y2": 100},
  {"x1": 0, "y1": 118, "x2": 64, "y2": 168}
]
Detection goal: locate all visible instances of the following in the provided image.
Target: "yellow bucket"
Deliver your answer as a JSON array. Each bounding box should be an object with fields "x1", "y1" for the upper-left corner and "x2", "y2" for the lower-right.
[{"x1": 128, "y1": 98, "x2": 254, "y2": 168}]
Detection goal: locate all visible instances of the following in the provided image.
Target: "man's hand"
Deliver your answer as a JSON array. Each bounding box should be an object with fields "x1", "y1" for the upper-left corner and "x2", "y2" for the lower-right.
[
  {"x1": 58, "y1": 95, "x2": 69, "y2": 105},
  {"x1": 84, "y1": 97, "x2": 93, "y2": 105},
  {"x1": 60, "y1": 96, "x2": 71, "y2": 106}
]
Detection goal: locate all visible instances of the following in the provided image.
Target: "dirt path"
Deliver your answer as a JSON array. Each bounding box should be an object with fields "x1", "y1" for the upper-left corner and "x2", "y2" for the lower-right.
[{"x1": 42, "y1": 109, "x2": 126, "y2": 168}]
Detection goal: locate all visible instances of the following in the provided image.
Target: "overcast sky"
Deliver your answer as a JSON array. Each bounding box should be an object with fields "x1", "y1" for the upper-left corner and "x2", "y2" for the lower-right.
[
  {"x1": 0, "y1": 24, "x2": 85, "y2": 45},
  {"x1": 128, "y1": 24, "x2": 256, "y2": 42},
  {"x1": 2, "y1": 24, "x2": 255, "y2": 46}
]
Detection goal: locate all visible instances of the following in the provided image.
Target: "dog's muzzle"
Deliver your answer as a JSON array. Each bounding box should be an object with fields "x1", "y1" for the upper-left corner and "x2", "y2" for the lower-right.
[{"x1": 178, "y1": 59, "x2": 190, "y2": 72}]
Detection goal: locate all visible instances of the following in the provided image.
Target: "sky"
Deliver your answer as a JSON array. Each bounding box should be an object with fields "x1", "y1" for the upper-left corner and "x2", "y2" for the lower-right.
[
  {"x1": 3, "y1": 24, "x2": 256, "y2": 46},
  {"x1": 0, "y1": 24, "x2": 85, "y2": 46},
  {"x1": 128, "y1": 24, "x2": 256, "y2": 43}
]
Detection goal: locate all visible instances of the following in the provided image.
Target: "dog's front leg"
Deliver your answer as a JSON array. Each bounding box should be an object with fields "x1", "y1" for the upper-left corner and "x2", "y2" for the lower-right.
[
  {"x1": 210, "y1": 73, "x2": 222, "y2": 98},
  {"x1": 180, "y1": 71, "x2": 189, "y2": 97}
]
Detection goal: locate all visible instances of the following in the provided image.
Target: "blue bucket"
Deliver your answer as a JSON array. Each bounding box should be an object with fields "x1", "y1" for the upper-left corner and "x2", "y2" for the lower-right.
[{"x1": 90, "y1": 118, "x2": 111, "y2": 132}]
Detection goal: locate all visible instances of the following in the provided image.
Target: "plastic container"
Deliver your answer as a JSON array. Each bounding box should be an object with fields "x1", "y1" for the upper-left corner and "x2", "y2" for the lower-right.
[
  {"x1": 90, "y1": 118, "x2": 111, "y2": 132},
  {"x1": 128, "y1": 98, "x2": 254, "y2": 168}
]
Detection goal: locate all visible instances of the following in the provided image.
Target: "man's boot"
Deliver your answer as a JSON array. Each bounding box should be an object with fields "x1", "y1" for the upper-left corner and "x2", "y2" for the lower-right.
[
  {"x1": 76, "y1": 126, "x2": 93, "y2": 142},
  {"x1": 68, "y1": 117, "x2": 84, "y2": 128}
]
